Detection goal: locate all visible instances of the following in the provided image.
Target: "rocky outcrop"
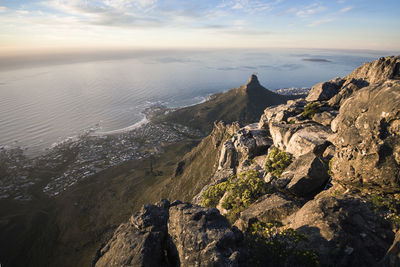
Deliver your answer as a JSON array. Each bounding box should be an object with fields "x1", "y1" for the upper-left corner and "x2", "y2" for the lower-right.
[
  {"x1": 275, "y1": 152, "x2": 330, "y2": 197},
  {"x1": 345, "y1": 56, "x2": 400, "y2": 85},
  {"x1": 94, "y1": 200, "x2": 244, "y2": 267},
  {"x1": 284, "y1": 191, "x2": 394, "y2": 267},
  {"x1": 331, "y1": 80, "x2": 400, "y2": 192},
  {"x1": 306, "y1": 77, "x2": 345, "y2": 101},
  {"x1": 94, "y1": 200, "x2": 170, "y2": 267},
  {"x1": 234, "y1": 193, "x2": 301, "y2": 231},
  {"x1": 168, "y1": 203, "x2": 243, "y2": 267}
]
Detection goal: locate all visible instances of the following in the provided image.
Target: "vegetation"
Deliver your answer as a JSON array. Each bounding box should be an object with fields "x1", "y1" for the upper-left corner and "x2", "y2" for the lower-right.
[
  {"x1": 201, "y1": 171, "x2": 272, "y2": 223},
  {"x1": 247, "y1": 221, "x2": 320, "y2": 267},
  {"x1": 265, "y1": 147, "x2": 292, "y2": 178},
  {"x1": 302, "y1": 102, "x2": 321, "y2": 119},
  {"x1": 370, "y1": 193, "x2": 400, "y2": 229},
  {"x1": 328, "y1": 158, "x2": 334, "y2": 177},
  {"x1": 201, "y1": 179, "x2": 231, "y2": 208}
]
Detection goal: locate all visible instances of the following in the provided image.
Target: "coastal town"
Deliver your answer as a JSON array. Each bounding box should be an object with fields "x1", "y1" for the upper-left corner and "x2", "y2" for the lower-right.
[{"x1": 0, "y1": 121, "x2": 202, "y2": 200}]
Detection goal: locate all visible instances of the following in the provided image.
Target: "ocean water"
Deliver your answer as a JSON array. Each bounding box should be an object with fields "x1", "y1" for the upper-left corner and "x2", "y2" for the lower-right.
[{"x1": 0, "y1": 48, "x2": 394, "y2": 156}]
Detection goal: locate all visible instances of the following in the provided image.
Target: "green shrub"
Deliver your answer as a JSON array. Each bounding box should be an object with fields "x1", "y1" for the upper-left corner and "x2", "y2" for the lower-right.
[
  {"x1": 328, "y1": 158, "x2": 334, "y2": 177},
  {"x1": 265, "y1": 148, "x2": 292, "y2": 178},
  {"x1": 302, "y1": 102, "x2": 321, "y2": 119},
  {"x1": 201, "y1": 171, "x2": 272, "y2": 223},
  {"x1": 247, "y1": 221, "x2": 320, "y2": 267},
  {"x1": 201, "y1": 179, "x2": 231, "y2": 208},
  {"x1": 370, "y1": 193, "x2": 400, "y2": 228},
  {"x1": 222, "y1": 171, "x2": 272, "y2": 222}
]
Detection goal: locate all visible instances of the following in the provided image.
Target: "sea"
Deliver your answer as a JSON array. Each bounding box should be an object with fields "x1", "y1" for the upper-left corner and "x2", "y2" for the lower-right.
[{"x1": 0, "y1": 48, "x2": 396, "y2": 156}]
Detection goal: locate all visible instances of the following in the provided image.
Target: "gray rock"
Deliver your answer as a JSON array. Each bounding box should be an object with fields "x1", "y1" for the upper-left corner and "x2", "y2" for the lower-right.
[
  {"x1": 312, "y1": 110, "x2": 338, "y2": 126},
  {"x1": 331, "y1": 80, "x2": 400, "y2": 192},
  {"x1": 306, "y1": 77, "x2": 345, "y2": 101},
  {"x1": 218, "y1": 139, "x2": 237, "y2": 170},
  {"x1": 345, "y1": 56, "x2": 400, "y2": 85},
  {"x1": 94, "y1": 200, "x2": 244, "y2": 267},
  {"x1": 94, "y1": 200, "x2": 170, "y2": 267},
  {"x1": 258, "y1": 99, "x2": 307, "y2": 129},
  {"x1": 269, "y1": 122, "x2": 332, "y2": 158},
  {"x1": 328, "y1": 78, "x2": 369, "y2": 107},
  {"x1": 168, "y1": 203, "x2": 243, "y2": 267},
  {"x1": 284, "y1": 192, "x2": 394, "y2": 267},
  {"x1": 276, "y1": 152, "x2": 330, "y2": 197},
  {"x1": 234, "y1": 193, "x2": 300, "y2": 231}
]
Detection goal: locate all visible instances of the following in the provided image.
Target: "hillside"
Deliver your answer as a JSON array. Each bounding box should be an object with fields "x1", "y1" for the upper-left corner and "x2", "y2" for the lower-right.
[
  {"x1": 159, "y1": 75, "x2": 296, "y2": 133},
  {"x1": 93, "y1": 56, "x2": 400, "y2": 267}
]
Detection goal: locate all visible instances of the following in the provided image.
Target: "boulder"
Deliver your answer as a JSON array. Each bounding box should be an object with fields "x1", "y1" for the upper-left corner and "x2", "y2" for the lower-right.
[
  {"x1": 168, "y1": 203, "x2": 243, "y2": 267},
  {"x1": 218, "y1": 140, "x2": 237, "y2": 170},
  {"x1": 306, "y1": 77, "x2": 345, "y2": 101},
  {"x1": 258, "y1": 99, "x2": 307, "y2": 129},
  {"x1": 284, "y1": 192, "x2": 394, "y2": 267},
  {"x1": 331, "y1": 80, "x2": 400, "y2": 192},
  {"x1": 312, "y1": 110, "x2": 338, "y2": 126},
  {"x1": 93, "y1": 200, "x2": 170, "y2": 267},
  {"x1": 269, "y1": 122, "x2": 332, "y2": 158},
  {"x1": 232, "y1": 124, "x2": 271, "y2": 161},
  {"x1": 234, "y1": 193, "x2": 300, "y2": 231},
  {"x1": 275, "y1": 152, "x2": 330, "y2": 197}
]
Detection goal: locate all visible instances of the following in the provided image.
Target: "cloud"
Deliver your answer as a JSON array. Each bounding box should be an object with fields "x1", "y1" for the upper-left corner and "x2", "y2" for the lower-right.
[
  {"x1": 0, "y1": 6, "x2": 7, "y2": 12},
  {"x1": 222, "y1": 0, "x2": 282, "y2": 14},
  {"x1": 308, "y1": 18, "x2": 333, "y2": 27},
  {"x1": 296, "y1": 4, "x2": 326, "y2": 17},
  {"x1": 340, "y1": 6, "x2": 353, "y2": 13}
]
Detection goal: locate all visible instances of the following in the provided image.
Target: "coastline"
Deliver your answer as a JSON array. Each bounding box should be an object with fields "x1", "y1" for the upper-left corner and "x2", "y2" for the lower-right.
[{"x1": 90, "y1": 116, "x2": 149, "y2": 136}]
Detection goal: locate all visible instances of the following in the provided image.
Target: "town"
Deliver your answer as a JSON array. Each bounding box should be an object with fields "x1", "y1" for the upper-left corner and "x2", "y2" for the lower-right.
[{"x1": 0, "y1": 121, "x2": 202, "y2": 200}]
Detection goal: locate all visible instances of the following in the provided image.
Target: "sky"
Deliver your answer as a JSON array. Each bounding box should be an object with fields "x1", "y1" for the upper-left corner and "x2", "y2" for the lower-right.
[{"x1": 0, "y1": 0, "x2": 399, "y2": 54}]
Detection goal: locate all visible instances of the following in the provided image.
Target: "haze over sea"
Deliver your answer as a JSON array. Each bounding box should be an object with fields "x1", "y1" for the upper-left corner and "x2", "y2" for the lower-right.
[{"x1": 0, "y1": 48, "x2": 395, "y2": 156}]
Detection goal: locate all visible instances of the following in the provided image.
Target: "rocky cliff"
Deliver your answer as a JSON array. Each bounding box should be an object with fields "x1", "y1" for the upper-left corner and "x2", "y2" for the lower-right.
[{"x1": 93, "y1": 56, "x2": 400, "y2": 267}]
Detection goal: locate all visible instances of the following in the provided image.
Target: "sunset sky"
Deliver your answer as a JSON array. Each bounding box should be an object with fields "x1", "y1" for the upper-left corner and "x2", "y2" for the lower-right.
[{"x1": 0, "y1": 0, "x2": 399, "y2": 53}]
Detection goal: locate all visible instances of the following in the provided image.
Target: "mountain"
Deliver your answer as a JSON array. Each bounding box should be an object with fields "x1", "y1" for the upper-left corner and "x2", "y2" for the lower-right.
[
  {"x1": 159, "y1": 74, "x2": 297, "y2": 133},
  {"x1": 93, "y1": 56, "x2": 400, "y2": 267}
]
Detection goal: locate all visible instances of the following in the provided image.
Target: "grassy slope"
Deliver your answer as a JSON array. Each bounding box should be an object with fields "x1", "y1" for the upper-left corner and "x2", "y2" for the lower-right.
[{"x1": 161, "y1": 122, "x2": 233, "y2": 202}]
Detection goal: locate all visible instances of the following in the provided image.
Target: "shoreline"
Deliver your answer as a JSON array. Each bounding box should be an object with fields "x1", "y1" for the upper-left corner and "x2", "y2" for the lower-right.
[{"x1": 90, "y1": 116, "x2": 149, "y2": 136}]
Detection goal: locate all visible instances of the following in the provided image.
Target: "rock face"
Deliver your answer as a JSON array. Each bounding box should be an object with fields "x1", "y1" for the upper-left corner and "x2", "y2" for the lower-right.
[
  {"x1": 345, "y1": 56, "x2": 400, "y2": 85},
  {"x1": 93, "y1": 200, "x2": 170, "y2": 267},
  {"x1": 284, "y1": 192, "x2": 394, "y2": 267},
  {"x1": 306, "y1": 77, "x2": 345, "y2": 101},
  {"x1": 275, "y1": 152, "x2": 330, "y2": 197},
  {"x1": 168, "y1": 203, "x2": 243, "y2": 267},
  {"x1": 331, "y1": 80, "x2": 400, "y2": 192},
  {"x1": 93, "y1": 201, "x2": 243, "y2": 267}
]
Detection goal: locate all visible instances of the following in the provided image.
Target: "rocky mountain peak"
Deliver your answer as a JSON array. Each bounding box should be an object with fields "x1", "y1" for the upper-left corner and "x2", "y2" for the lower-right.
[{"x1": 243, "y1": 74, "x2": 261, "y2": 91}]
